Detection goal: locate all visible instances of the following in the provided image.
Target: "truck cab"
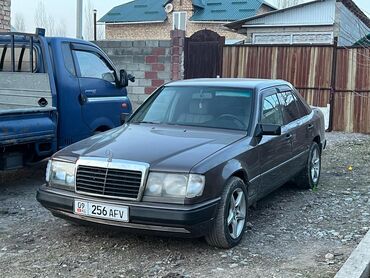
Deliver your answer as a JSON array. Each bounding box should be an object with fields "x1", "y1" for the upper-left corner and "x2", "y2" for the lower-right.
[{"x1": 0, "y1": 29, "x2": 133, "y2": 170}]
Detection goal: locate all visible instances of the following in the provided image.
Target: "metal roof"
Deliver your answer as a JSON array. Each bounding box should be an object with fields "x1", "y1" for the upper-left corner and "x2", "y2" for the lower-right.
[
  {"x1": 99, "y1": 0, "x2": 167, "y2": 23},
  {"x1": 226, "y1": 0, "x2": 370, "y2": 30},
  {"x1": 100, "y1": 0, "x2": 272, "y2": 23},
  {"x1": 353, "y1": 33, "x2": 370, "y2": 47},
  {"x1": 190, "y1": 0, "x2": 265, "y2": 22}
]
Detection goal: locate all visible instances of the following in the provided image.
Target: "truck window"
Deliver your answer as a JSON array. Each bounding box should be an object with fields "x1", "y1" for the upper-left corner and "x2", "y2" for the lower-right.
[
  {"x1": 61, "y1": 43, "x2": 76, "y2": 76},
  {"x1": 0, "y1": 46, "x2": 37, "y2": 72},
  {"x1": 74, "y1": 50, "x2": 115, "y2": 82}
]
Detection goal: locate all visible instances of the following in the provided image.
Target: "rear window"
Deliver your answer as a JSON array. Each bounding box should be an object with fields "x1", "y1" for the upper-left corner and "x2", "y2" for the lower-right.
[{"x1": 0, "y1": 45, "x2": 38, "y2": 72}]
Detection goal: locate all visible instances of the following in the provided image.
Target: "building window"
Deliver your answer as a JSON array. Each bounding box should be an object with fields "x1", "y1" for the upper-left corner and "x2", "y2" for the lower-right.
[{"x1": 173, "y1": 12, "x2": 186, "y2": 31}]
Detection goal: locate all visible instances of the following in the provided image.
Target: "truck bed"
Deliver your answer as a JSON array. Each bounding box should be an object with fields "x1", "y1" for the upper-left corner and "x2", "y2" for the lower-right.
[
  {"x1": 0, "y1": 72, "x2": 57, "y2": 147},
  {"x1": 0, "y1": 72, "x2": 53, "y2": 112}
]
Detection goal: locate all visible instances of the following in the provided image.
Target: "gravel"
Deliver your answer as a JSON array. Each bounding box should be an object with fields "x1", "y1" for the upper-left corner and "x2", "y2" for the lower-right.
[{"x1": 0, "y1": 132, "x2": 369, "y2": 278}]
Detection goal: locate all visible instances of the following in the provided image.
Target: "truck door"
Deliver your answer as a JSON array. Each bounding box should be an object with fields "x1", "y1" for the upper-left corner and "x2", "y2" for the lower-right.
[{"x1": 72, "y1": 44, "x2": 131, "y2": 133}]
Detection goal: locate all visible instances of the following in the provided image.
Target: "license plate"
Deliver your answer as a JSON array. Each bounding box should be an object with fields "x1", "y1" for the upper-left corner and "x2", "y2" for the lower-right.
[{"x1": 74, "y1": 200, "x2": 129, "y2": 222}]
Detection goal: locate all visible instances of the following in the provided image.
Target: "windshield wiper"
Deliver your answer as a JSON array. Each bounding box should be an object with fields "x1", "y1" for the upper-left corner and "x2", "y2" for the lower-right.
[{"x1": 134, "y1": 121, "x2": 161, "y2": 124}]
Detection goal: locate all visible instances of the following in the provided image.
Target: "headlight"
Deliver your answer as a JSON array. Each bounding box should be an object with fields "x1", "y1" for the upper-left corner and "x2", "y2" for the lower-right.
[
  {"x1": 46, "y1": 160, "x2": 76, "y2": 190},
  {"x1": 144, "y1": 172, "x2": 205, "y2": 203}
]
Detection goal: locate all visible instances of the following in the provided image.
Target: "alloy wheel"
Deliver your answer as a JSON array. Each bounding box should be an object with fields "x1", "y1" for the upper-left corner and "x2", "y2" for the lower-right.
[{"x1": 227, "y1": 188, "x2": 246, "y2": 239}]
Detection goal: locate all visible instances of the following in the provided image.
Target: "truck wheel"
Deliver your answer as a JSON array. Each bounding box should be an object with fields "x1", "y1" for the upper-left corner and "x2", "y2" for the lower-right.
[
  {"x1": 295, "y1": 142, "x2": 321, "y2": 189},
  {"x1": 205, "y1": 177, "x2": 248, "y2": 249}
]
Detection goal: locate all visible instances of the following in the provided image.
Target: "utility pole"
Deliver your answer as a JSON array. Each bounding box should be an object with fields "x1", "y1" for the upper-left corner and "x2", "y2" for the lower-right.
[
  {"x1": 76, "y1": 0, "x2": 83, "y2": 39},
  {"x1": 94, "y1": 9, "x2": 97, "y2": 41}
]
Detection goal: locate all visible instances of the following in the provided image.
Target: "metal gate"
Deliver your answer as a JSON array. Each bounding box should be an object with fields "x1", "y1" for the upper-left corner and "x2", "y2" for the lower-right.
[{"x1": 184, "y1": 30, "x2": 225, "y2": 79}]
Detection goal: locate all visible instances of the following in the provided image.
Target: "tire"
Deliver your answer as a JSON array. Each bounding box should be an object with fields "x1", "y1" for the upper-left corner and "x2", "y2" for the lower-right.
[
  {"x1": 205, "y1": 177, "x2": 248, "y2": 249},
  {"x1": 295, "y1": 142, "x2": 321, "y2": 189}
]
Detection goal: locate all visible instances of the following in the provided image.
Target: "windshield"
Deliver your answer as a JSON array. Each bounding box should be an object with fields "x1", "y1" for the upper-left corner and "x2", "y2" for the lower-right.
[{"x1": 130, "y1": 86, "x2": 254, "y2": 131}]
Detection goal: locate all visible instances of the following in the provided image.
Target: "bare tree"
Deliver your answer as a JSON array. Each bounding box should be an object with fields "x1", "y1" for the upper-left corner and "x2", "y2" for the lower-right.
[
  {"x1": 14, "y1": 13, "x2": 26, "y2": 32},
  {"x1": 34, "y1": 0, "x2": 67, "y2": 37},
  {"x1": 55, "y1": 20, "x2": 67, "y2": 37},
  {"x1": 84, "y1": 0, "x2": 94, "y2": 40},
  {"x1": 34, "y1": 0, "x2": 48, "y2": 30},
  {"x1": 97, "y1": 24, "x2": 105, "y2": 40}
]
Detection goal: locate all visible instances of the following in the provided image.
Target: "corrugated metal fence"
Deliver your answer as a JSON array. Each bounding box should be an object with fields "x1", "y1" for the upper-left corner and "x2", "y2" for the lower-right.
[{"x1": 222, "y1": 45, "x2": 370, "y2": 134}]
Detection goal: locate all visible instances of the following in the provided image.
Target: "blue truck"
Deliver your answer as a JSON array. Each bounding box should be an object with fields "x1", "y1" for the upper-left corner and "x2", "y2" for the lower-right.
[{"x1": 0, "y1": 29, "x2": 134, "y2": 170}]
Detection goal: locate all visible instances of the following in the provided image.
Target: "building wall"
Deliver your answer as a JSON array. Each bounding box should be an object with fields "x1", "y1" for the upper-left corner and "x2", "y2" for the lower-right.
[
  {"x1": 243, "y1": 25, "x2": 335, "y2": 44},
  {"x1": 0, "y1": 0, "x2": 11, "y2": 32},
  {"x1": 96, "y1": 31, "x2": 185, "y2": 110},
  {"x1": 106, "y1": 0, "x2": 252, "y2": 40},
  {"x1": 335, "y1": 2, "x2": 370, "y2": 46}
]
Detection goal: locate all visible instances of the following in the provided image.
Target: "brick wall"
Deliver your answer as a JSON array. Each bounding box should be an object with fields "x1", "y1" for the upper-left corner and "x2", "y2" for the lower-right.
[
  {"x1": 96, "y1": 30, "x2": 185, "y2": 110},
  {"x1": 0, "y1": 0, "x2": 11, "y2": 32}
]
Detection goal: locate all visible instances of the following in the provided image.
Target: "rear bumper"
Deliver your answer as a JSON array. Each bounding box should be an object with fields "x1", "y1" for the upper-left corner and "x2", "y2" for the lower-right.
[{"x1": 36, "y1": 187, "x2": 220, "y2": 237}]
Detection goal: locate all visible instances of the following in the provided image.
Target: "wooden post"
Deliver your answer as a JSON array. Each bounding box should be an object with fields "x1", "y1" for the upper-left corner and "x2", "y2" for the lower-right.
[{"x1": 328, "y1": 37, "x2": 338, "y2": 132}]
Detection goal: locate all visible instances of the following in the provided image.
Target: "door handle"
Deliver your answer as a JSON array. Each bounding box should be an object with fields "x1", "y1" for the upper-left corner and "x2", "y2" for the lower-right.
[
  {"x1": 79, "y1": 92, "x2": 88, "y2": 105},
  {"x1": 285, "y1": 133, "x2": 292, "y2": 140},
  {"x1": 307, "y1": 124, "x2": 314, "y2": 130}
]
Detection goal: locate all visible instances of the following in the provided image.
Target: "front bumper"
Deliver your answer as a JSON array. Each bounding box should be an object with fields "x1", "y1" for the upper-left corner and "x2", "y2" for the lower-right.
[{"x1": 36, "y1": 187, "x2": 220, "y2": 237}]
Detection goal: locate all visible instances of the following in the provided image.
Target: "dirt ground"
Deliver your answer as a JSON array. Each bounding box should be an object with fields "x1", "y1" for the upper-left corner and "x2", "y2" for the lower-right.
[{"x1": 0, "y1": 132, "x2": 369, "y2": 278}]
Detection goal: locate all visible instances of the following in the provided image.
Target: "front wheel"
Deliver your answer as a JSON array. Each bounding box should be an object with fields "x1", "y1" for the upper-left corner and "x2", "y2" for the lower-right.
[
  {"x1": 205, "y1": 177, "x2": 248, "y2": 249},
  {"x1": 295, "y1": 142, "x2": 321, "y2": 189}
]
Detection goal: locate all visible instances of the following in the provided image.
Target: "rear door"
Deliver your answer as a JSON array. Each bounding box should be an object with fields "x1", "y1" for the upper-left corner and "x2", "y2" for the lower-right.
[
  {"x1": 277, "y1": 87, "x2": 310, "y2": 176},
  {"x1": 258, "y1": 88, "x2": 293, "y2": 197},
  {"x1": 72, "y1": 44, "x2": 131, "y2": 132}
]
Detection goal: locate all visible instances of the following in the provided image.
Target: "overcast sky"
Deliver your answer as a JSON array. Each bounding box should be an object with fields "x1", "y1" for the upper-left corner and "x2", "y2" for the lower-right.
[{"x1": 11, "y1": 0, "x2": 370, "y2": 38}]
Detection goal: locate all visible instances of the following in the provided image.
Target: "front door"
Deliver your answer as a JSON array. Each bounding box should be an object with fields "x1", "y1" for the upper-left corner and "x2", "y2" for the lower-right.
[
  {"x1": 257, "y1": 89, "x2": 293, "y2": 198},
  {"x1": 72, "y1": 44, "x2": 131, "y2": 133}
]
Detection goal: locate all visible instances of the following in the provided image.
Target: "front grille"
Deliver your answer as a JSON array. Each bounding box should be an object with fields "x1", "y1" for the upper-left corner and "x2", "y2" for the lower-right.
[{"x1": 76, "y1": 165, "x2": 143, "y2": 199}]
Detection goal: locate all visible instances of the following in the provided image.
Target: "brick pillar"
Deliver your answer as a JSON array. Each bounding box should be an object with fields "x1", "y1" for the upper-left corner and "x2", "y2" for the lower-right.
[
  {"x1": 0, "y1": 0, "x2": 11, "y2": 32},
  {"x1": 170, "y1": 30, "x2": 185, "y2": 81}
]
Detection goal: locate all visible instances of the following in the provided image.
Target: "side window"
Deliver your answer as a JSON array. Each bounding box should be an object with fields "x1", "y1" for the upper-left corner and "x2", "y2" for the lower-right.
[
  {"x1": 74, "y1": 50, "x2": 115, "y2": 82},
  {"x1": 278, "y1": 91, "x2": 301, "y2": 124},
  {"x1": 261, "y1": 93, "x2": 284, "y2": 126},
  {"x1": 62, "y1": 43, "x2": 76, "y2": 76},
  {"x1": 293, "y1": 89, "x2": 312, "y2": 116}
]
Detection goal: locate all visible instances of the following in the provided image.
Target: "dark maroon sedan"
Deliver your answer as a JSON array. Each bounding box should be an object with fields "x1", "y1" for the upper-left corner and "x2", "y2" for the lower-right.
[{"x1": 37, "y1": 79, "x2": 326, "y2": 248}]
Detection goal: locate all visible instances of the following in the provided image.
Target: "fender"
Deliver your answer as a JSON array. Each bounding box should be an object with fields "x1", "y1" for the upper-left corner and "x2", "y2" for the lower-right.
[
  {"x1": 89, "y1": 117, "x2": 115, "y2": 133},
  {"x1": 221, "y1": 158, "x2": 258, "y2": 199}
]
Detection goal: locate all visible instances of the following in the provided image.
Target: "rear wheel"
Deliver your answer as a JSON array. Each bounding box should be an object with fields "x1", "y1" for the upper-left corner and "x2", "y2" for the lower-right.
[
  {"x1": 205, "y1": 177, "x2": 248, "y2": 249},
  {"x1": 295, "y1": 142, "x2": 321, "y2": 189}
]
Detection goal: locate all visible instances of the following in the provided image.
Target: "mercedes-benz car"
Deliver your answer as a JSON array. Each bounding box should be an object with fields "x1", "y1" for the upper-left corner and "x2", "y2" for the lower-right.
[{"x1": 37, "y1": 79, "x2": 326, "y2": 248}]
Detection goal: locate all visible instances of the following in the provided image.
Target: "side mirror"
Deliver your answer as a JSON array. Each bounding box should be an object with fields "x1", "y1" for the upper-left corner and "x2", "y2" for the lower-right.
[
  {"x1": 254, "y1": 123, "x2": 282, "y2": 137},
  {"x1": 119, "y1": 69, "x2": 135, "y2": 88}
]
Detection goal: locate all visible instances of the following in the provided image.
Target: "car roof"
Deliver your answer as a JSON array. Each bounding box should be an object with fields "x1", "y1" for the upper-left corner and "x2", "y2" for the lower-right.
[{"x1": 165, "y1": 78, "x2": 292, "y2": 91}]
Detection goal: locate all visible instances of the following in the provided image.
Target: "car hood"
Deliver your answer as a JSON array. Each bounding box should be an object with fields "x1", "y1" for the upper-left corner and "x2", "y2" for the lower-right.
[{"x1": 55, "y1": 124, "x2": 246, "y2": 172}]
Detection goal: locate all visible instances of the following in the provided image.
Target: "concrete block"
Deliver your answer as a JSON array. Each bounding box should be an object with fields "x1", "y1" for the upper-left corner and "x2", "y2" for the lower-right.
[
  {"x1": 105, "y1": 41, "x2": 122, "y2": 48},
  {"x1": 125, "y1": 64, "x2": 140, "y2": 71},
  {"x1": 133, "y1": 55, "x2": 146, "y2": 64},
  {"x1": 131, "y1": 86, "x2": 145, "y2": 95},
  {"x1": 158, "y1": 56, "x2": 172, "y2": 64},
  {"x1": 131, "y1": 71, "x2": 145, "y2": 79},
  {"x1": 138, "y1": 78, "x2": 152, "y2": 87},
  {"x1": 139, "y1": 64, "x2": 152, "y2": 71},
  {"x1": 157, "y1": 71, "x2": 171, "y2": 80},
  {"x1": 146, "y1": 41, "x2": 159, "y2": 47},
  {"x1": 120, "y1": 41, "x2": 133, "y2": 47},
  {"x1": 133, "y1": 41, "x2": 146, "y2": 47},
  {"x1": 159, "y1": 40, "x2": 171, "y2": 48}
]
